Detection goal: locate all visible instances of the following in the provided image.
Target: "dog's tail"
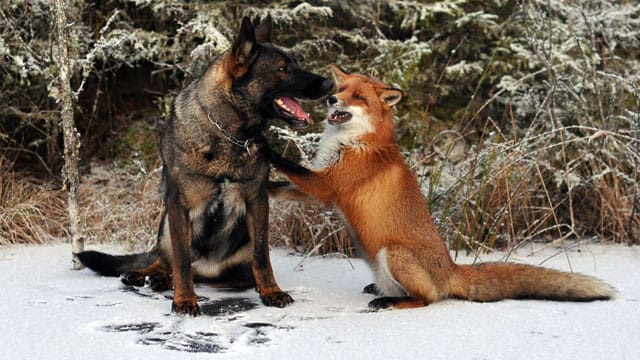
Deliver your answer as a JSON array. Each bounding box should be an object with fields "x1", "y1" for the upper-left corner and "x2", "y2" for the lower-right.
[{"x1": 77, "y1": 250, "x2": 157, "y2": 276}]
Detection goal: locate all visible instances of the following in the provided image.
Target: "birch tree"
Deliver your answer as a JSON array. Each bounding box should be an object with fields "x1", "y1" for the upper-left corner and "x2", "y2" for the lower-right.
[{"x1": 51, "y1": 0, "x2": 84, "y2": 269}]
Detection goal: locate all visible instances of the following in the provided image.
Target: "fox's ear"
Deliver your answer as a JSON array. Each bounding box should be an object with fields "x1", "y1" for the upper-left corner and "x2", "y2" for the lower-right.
[
  {"x1": 329, "y1": 65, "x2": 349, "y2": 84},
  {"x1": 254, "y1": 15, "x2": 273, "y2": 43},
  {"x1": 230, "y1": 17, "x2": 258, "y2": 73},
  {"x1": 380, "y1": 88, "x2": 404, "y2": 109}
]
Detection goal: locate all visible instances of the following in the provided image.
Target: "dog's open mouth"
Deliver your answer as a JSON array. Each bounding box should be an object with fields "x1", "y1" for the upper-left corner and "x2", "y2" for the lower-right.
[
  {"x1": 328, "y1": 110, "x2": 352, "y2": 125},
  {"x1": 274, "y1": 97, "x2": 311, "y2": 128}
]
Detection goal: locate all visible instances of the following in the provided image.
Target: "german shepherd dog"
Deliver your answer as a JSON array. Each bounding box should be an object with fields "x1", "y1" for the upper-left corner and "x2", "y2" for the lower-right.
[{"x1": 78, "y1": 16, "x2": 334, "y2": 315}]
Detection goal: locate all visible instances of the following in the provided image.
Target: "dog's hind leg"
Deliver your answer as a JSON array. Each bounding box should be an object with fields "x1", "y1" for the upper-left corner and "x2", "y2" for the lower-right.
[{"x1": 122, "y1": 257, "x2": 172, "y2": 292}]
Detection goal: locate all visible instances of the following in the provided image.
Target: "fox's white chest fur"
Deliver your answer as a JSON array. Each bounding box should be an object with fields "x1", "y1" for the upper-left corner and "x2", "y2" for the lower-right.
[{"x1": 312, "y1": 105, "x2": 374, "y2": 170}]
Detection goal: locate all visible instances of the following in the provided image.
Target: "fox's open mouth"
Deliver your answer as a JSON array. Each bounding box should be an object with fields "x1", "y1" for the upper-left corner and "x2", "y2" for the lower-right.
[
  {"x1": 328, "y1": 110, "x2": 352, "y2": 125},
  {"x1": 274, "y1": 96, "x2": 312, "y2": 128}
]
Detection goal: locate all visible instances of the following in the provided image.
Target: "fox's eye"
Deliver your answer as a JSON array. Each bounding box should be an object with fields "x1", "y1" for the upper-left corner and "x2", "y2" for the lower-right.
[
  {"x1": 336, "y1": 87, "x2": 346, "y2": 93},
  {"x1": 353, "y1": 93, "x2": 364, "y2": 100}
]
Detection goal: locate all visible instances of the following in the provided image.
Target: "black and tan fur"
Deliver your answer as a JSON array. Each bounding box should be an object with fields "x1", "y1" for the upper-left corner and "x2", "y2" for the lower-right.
[{"x1": 78, "y1": 16, "x2": 333, "y2": 315}]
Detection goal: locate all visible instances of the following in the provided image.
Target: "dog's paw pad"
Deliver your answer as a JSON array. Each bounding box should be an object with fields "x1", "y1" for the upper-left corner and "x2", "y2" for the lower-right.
[
  {"x1": 261, "y1": 291, "x2": 294, "y2": 308},
  {"x1": 172, "y1": 299, "x2": 201, "y2": 316}
]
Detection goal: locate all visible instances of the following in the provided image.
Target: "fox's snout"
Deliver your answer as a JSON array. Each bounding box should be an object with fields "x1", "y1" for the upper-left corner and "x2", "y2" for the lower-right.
[{"x1": 327, "y1": 95, "x2": 338, "y2": 106}]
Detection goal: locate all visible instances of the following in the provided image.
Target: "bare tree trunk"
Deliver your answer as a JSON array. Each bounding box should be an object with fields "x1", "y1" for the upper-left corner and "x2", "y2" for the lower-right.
[{"x1": 51, "y1": 0, "x2": 84, "y2": 269}]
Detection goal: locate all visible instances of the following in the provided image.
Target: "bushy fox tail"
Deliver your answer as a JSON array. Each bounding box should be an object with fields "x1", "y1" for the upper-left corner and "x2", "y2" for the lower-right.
[
  {"x1": 448, "y1": 262, "x2": 615, "y2": 302},
  {"x1": 77, "y1": 250, "x2": 157, "y2": 277}
]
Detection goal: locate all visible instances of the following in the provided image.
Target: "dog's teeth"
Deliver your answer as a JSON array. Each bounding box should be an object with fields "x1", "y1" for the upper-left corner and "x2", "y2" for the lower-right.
[{"x1": 275, "y1": 99, "x2": 293, "y2": 113}]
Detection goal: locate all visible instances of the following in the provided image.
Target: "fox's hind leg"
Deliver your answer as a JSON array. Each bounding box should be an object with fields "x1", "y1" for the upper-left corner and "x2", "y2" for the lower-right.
[
  {"x1": 369, "y1": 245, "x2": 441, "y2": 310},
  {"x1": 122, "y1": 258, "x2": 172, "y2": 292},
  {"x1": 368, "y1": 296, "x2": 427, "y2": 309}
]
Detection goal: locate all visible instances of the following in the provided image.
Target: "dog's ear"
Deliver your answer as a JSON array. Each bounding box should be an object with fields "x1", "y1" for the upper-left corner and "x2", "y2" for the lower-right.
[
  {"x1": 379, "y1": 88, "x2": 404, "y2": 109},
  {"x1": 329, "y1": 65, "x2": 349, "y2": 84},
  {"x1": 229, "y1": 17, "x2": 258, "y2": 75},
  {"x1": 254, "y1": 15, "x2": 273, "y2": 43}
]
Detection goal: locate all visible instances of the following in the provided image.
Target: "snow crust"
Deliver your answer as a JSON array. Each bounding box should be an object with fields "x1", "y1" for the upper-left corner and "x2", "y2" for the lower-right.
[{"x1": 1, "y1": 243, "x2": 638, "y2": 359}]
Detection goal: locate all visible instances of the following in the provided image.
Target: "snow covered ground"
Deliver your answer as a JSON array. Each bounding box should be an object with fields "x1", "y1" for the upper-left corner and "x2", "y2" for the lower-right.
[{"x1": 1, "y1": 242, "x2": 638, "y2": 359}]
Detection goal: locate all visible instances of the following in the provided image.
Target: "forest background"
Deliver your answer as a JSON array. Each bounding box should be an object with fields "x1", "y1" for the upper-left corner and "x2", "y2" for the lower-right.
[{"x1": 1, "y1": 0, "x2": 638, "y2": 257}]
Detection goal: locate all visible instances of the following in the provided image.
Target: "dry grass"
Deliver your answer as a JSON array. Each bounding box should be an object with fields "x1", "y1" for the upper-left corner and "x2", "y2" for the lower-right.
[
  {"x1": 425, "y1": 123, "x2": 640, "y2": 253},
  {"x1": 0, "y1": 161, "x2": 162, "y2": 249},
  {"x1": 0, "y1": 159, "x2": 351, "y2": 255},
  {"x1": 269, "y1": 198, "x2": 352, "y2": 256},
  {"x1": 0, "y1": 162, "x2": 68, "y2": 245},
  {"x1": 78, "y1": 164, "x2": 163, "y2": 251},
  {"x1": 2, "y1": 130, "x2": 637, "y2": 255}
]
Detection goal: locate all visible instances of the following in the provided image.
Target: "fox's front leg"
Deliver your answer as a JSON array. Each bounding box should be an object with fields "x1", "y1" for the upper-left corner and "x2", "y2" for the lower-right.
[{"x1": 264, "y1": 147, "x2": 335, "y2": 203}]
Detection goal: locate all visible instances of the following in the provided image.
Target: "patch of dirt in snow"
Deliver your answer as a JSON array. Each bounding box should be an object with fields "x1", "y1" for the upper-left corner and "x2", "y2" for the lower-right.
[{"x1": 95, "y1": 289, "x2": 294, "y2": 354}]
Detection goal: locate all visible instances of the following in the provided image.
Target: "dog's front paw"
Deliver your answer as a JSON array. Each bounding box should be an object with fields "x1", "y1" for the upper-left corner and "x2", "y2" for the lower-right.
[
  {"x1": 172, "y1": 298, "x2": 201, "y2": 316},
  {"x1": 260, "y1": 291, "x2": 294, "y2": 308},
  {"x1": 121, "y1": 271, "x2": 145, "y2": 287}
]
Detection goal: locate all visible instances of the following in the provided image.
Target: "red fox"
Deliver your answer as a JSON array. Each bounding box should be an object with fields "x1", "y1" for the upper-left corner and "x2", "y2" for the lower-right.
[{"x1": 267, "y1": 66, "x2": 615, "y2": 309}]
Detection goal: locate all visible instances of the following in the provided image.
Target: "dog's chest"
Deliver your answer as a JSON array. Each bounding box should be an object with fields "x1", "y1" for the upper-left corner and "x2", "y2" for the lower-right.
[
  {"x1": 192, "y1": 138, "x2": 268, "y2": 182},
  {"x1": 190, "y1": 181, "x2": 247, "y2": 239}
]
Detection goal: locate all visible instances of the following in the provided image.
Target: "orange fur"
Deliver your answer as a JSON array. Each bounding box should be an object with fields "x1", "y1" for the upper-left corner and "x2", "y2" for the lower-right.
[{"x1": 271, "y1": 67, "x2": 615, "y2": 309}]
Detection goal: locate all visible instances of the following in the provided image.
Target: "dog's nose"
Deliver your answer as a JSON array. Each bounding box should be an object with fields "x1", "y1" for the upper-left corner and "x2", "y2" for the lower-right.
[
  {"x1": 321, "y1": 79, "x2": 334, "y2": 93},
  {"x1": 327, "y1": 96, "x2": 338, "y2": 105}
]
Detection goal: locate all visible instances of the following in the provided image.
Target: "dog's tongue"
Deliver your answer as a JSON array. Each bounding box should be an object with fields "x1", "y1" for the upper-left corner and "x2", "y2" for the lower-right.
[{"x1": 277, "y1": 96, "x2": 311, "y2": 124}]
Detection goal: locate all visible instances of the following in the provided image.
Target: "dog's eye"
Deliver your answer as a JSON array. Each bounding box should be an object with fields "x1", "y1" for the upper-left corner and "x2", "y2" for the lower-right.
[{"x1": 278, "y1": 65, "x2": 287, "y2": 72}]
